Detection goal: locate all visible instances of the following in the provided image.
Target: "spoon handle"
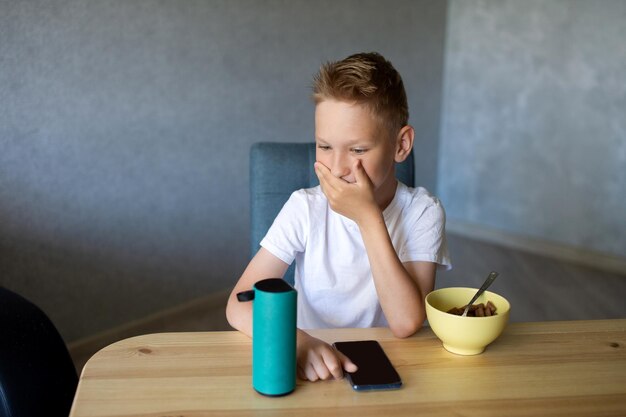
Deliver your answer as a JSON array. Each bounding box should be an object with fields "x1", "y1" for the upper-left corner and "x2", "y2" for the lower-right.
[{"x1": 462, "y1": 271, "x2": 499, "y2": 317}]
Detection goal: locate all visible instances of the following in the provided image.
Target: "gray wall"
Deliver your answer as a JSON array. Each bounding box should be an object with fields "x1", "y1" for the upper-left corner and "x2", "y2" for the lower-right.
[
  {"x1": 1, "y1": 0, "x2": 447, "y2": 341},
  {"x1": 439, "y1": 0, "x2": 626, "y2": 259}
]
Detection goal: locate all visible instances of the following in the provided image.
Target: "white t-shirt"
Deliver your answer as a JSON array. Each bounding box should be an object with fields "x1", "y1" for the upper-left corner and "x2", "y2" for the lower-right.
[{"x1": 260, "y1": 181, "x2": 451, "y2": 330}]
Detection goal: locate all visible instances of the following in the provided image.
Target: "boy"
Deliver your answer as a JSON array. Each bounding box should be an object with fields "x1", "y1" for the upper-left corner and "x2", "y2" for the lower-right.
[{"x1": 226, "y1": 52, "x2": 451, "y2": 382}]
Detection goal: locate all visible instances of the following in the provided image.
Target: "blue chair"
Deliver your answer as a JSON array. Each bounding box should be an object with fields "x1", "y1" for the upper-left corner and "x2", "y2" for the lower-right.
[
  {"x1": 0, "y1": 287, "x2": 78, "y2": 417},
  {"x1": 250, "y1": 142, "x2": 414, "y2": 285}
]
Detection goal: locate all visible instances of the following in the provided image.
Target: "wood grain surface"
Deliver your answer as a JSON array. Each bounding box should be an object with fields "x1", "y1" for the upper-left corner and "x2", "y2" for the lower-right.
[{"x1": 70, "y1": 320, "x2": 626, "y2": 417}]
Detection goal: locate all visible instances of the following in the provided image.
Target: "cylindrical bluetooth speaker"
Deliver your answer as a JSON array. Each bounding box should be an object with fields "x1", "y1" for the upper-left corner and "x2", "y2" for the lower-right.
[{"x1": 237, "y1": 278, "x2": 297, "y2": 396}]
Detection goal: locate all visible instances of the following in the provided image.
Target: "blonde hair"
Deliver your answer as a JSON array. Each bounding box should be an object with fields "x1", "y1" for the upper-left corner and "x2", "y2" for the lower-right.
[{"x1": 312, "y1": 52, "x2": 409, "y2": 137}]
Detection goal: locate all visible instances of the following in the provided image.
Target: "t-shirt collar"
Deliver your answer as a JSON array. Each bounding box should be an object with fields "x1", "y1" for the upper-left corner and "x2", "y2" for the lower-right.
[{"x1": 382, "y1": 180, "x2": 403, "y2": 221}]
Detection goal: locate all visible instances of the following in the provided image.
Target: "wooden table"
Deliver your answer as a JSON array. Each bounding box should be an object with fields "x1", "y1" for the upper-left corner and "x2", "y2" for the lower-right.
[{"x1": 70, "y1": 320, "x2": 626, "y2": 417}]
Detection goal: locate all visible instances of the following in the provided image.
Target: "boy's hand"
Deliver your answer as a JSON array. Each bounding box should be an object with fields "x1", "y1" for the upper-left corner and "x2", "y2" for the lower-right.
[
  {"x1": 297, "y1": 331, "x2": 357, "y2": 381},
  {"x1": 315, "y1": 159, "x2": 379, "y2": 224}
]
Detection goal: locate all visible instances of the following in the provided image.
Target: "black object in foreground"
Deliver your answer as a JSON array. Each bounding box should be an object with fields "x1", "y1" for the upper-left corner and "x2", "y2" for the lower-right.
[{"x1": 333, "y1": 340, "x2": 402, "y2": 391}]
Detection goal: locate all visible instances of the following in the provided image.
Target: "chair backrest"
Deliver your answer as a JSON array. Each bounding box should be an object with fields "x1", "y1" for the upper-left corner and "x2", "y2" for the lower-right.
[
  {"x1": 250, "y1": 142, "x2": 414, "y2": 285},
  {"x1": 0, "y1": 287, "x2": 78, "y2": 417}
]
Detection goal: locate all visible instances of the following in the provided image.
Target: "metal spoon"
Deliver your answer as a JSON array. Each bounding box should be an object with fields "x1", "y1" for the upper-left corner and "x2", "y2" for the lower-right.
[{"x1": 462, "y1": 271, "x2": 499, "y2": 317}]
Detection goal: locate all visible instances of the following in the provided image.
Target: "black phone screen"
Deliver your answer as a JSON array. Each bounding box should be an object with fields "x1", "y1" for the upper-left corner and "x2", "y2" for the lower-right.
[{"x1": 333, "y1": 340, "x2": 402, "y2": 391}]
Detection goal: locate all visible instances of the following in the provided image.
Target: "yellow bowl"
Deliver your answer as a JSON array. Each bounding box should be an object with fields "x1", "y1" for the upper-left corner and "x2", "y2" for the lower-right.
[{"x1": 425, "y1": 287, "x2": 510, "y2": 355}]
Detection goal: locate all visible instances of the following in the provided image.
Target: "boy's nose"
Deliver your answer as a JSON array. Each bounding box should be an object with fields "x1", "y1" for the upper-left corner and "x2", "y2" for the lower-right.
[{"x1": 331, "y1": 154, "x2": 351, "y2": 179}]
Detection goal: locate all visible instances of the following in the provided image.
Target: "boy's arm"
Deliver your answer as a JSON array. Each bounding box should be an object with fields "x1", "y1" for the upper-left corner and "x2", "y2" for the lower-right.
[
  {"x1": 226, "y1": 247, "x2": 357, "y2": 380},
  {"x1": 358, "y1": 217, "x2": 436, "y2": 337},
  {"x1": 315, "y1": 160, "x2": 436, "y2": 338},
  {"x1": 225, "y1": 248, "x2": 290, "y2": 336}
]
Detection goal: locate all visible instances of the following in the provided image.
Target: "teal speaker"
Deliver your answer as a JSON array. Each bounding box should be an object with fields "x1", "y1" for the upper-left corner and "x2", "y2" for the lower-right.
[{"x1": 237, "y1": 278, "x2": 297, "y2": 396}]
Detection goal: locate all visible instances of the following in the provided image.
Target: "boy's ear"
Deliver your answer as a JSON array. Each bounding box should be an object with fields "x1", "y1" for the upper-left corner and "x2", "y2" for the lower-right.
[{"x1": 394, "y1": 125, "x2": 415, "y2": 163}]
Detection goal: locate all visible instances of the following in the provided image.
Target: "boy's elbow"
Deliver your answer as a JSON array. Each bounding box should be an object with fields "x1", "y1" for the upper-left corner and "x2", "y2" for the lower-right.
[
  {"x1": 390, "y1": 316, "x2": 425, "y2": 339},
  {"x1": 390, "y1": 325, "x2": 419, "y2": 339},
  {"x1": 225, "y1": 307, "x2": 236, "y2": 329},
  {"x1": 225, "y1": 298, "x2": 240, "y2": 330}
]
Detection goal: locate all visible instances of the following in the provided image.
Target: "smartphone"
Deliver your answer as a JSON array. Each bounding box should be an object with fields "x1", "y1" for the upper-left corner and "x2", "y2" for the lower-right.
[{"x1": 332, "y1": 340, "x2": 402, "y2": 391}]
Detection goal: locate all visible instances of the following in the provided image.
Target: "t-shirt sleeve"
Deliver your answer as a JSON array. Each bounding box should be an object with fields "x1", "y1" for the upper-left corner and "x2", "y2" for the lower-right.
[
  {"x1": 260, "y1": 191, "x2": 308, "y2": 265},
  {"x1": 399, "y1": 197, "x2": 452, "y2": 270}
]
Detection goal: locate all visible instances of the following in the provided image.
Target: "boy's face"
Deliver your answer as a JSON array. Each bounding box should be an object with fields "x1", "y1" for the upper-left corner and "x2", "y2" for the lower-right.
[{"x1": 315, "y1": 99, "x2": 398, "y2": 202}]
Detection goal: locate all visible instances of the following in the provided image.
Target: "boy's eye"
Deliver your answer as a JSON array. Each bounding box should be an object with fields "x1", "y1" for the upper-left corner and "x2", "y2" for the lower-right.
[
  {"x1": 317, "y1": 144, "x2": 331, "y2": 151},
  {"x1": 352, "y1": 148, "x2": 367, "y2": 155}
]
